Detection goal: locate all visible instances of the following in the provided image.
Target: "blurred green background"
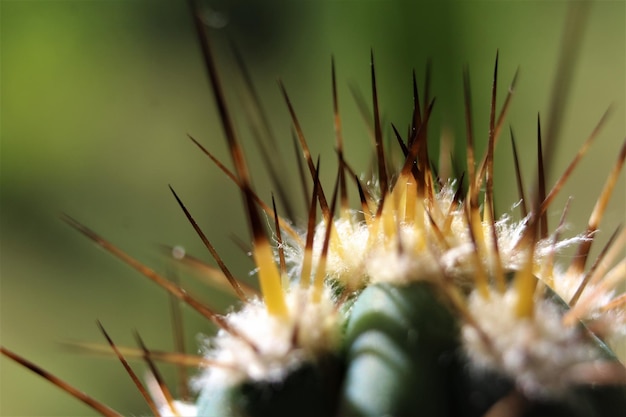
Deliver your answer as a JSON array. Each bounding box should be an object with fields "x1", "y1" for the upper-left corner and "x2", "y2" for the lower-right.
[{"x1": 1, "y1": 1, "x2": 624, "y2": 416}]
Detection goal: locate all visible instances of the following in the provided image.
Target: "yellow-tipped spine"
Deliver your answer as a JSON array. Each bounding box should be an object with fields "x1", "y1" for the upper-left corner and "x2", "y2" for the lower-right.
[{"x1": 253, "y1": 240, "x2": 288, "y2": 318}]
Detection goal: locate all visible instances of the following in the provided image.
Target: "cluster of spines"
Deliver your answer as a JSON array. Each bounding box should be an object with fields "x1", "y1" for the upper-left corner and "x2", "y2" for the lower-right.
[{"x1": 2, "y1": 0, "x2": 626, "y2": 415}]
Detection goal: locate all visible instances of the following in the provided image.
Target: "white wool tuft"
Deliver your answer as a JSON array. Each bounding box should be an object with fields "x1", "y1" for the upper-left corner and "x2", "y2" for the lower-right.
[
  {"x1": 193, "y1": 286, "x2": 340, "y2": 391},
  {"x1": 462, "y1": 289, "x2": 601, "y2": 397},
  {"x1": 549, "y1": 265, "x2": 626, "y2": 340},
  {"x1": 313, "y1": 215, "x2": 371, "y2": 289},
  {"x1": 365, "y1": 226, "x2": 441, "y2": 284},
  {"x1": 290, "y1": 184, "x2": 593, "y2": 292}
]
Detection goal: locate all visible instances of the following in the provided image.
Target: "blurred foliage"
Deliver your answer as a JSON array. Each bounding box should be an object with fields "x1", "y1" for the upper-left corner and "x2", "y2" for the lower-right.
[{"x1": 1, "y1": 1, "x2": 624, "y2": 416}]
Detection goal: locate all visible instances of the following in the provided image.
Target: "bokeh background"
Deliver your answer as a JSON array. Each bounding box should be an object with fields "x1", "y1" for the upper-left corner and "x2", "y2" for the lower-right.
[{"x1": 1, "y1": 1, "x2": 624, "y2": 415}]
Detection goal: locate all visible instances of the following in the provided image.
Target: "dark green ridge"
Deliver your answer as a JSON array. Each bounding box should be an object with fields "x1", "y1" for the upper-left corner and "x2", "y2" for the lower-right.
[{"x1": 196, "y1": 355, "x2": 345, "y2": 417}]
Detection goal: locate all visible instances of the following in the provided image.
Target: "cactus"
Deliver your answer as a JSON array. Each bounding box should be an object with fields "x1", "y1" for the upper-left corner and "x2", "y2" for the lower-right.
[{"x1": 2, "y1": 1, "x2": 625, "y2": 416}]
